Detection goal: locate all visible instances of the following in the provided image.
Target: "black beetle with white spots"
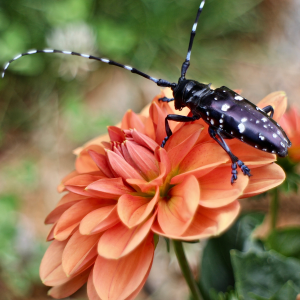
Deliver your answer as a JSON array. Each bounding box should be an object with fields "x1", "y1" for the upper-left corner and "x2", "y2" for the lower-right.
[{"x1": 2, "y1": 0, "x2": 291, "y2": 184}]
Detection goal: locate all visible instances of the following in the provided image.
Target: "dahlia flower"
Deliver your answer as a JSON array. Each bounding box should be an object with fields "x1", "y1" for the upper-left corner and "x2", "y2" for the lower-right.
[
  {"x1": 280, "y1": 106, "x2": 300, "y2": 162},
  {"x1": 41, "y1": 89, "x2": 286, "y2": 300}
]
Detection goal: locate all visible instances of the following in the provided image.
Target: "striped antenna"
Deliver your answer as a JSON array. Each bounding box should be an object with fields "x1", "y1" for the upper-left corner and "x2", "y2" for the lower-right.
[
  {"x1": 180, "y1": 0, "x2": 205, "y2": 79},
  {"x1": 1, "y1": 49, "x2": 174, "y2": 88}
]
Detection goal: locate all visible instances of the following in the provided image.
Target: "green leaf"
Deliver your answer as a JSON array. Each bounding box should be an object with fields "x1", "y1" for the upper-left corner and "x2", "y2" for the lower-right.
[
  {"x1": 266, "y1": 228, "x2": 300, "y2": 260},
  {"x1": 251, "y1": 281, "x2": 299, "y2": 300},
  {"x1": 231, "y1": 250, "x2": 300, "y2": 300},
  {"x1": 199, "y1": 213, "x2": 264, "y2": 299}
]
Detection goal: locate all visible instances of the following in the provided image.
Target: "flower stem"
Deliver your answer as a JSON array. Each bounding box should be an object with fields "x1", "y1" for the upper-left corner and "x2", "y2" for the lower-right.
[
  {"x1": 270, "y1": 188, "x2": 279, "y2": 229},
  {"x1": 172, "y1": 240, "x2": 203, "y2": 300}
]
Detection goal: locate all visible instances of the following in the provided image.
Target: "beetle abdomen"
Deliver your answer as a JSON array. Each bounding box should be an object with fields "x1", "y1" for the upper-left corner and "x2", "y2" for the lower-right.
[{"x1": 197, "y1": 86, "x2": 291, "y2": 157}]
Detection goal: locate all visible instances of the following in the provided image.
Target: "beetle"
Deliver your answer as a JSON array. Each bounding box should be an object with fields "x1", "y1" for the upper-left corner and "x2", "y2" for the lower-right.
[{"x1": 1, "y1": 0, "x2": 291, "y2": 184}]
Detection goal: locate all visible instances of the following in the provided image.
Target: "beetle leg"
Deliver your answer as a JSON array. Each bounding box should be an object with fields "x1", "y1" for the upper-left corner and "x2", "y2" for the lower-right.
[
  {"x1": 208, "y1": 127, "x2": 251, "y2": 184},
  {"x1": 158, "y1": 97, "x2": 175, "y2": 103},
  {"x1": 261, "y1": 105, "x2": 274, "y2": 118},
  {"x1": 161, "y1": 114, "x2": 200, "y2": 147}
]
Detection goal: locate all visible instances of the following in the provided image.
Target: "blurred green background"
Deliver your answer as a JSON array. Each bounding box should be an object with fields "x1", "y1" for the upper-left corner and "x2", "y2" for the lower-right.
[{"x1": 0, "y1": 0, "x2": 299, "y2": 299}]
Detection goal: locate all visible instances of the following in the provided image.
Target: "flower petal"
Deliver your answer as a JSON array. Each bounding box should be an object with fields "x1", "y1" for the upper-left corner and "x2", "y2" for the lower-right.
[
  {"x1": 121, "y1": 110, "x2": 146, "y2": 133},
  {"x1": 257, "y1": 91, "x2": 287, "y2": 122},
  {"x1": 157, "y1": 175, "x2": 200, "y2": 236},
  {"x1": 198, "y1": 166, "x2": 249, "y2": 208},
  {"x1": 240, "y1": 163, "x2": 285, "y2": 198},
  {"x1": 88, "y1": 150, "x2": 114, "y2": 178},
  {"x1": 80, "y1": 205, "x2": 120, "y2": 235},
  {"x1": 57, "y1": 170, "x2": 78, "y2": 193},
  {"x1": 125, "y1": 140, "x2": 159, "y2": 180},
  {"x1": 131, "y1": 129, "x2": 159, "y2": 152},
  {"x1": 172, "y1": 142, "x2": 228, "y2": 184},
  {"x1": 87, "y1": 271, "x2": 102, "y2": 300},
  {"x1": 152, "y1": 201, "x2": 240, "y2": 240},
  {"x1": 167, "y1": 124, "x2": 203, "y2": 168},
  {"x1": 118, "y1": 187, "x2": 159, "y2": 227},
  {"x1": 98, "y1": 214, "x2": 156, "y2": 259},
  {"x1": 106, "y1": 150, "x2": 144, "y2": 180},
  {"x1": 86, "y1": 177, "x2": 134, "y2": 199},
  {"x1": 54, "y1": 199, "x2": 103, "y2": 241},
  {"x1": 40, "y1": 239, "x2": 68, "y2": 285},
  {"x1": 76, "y1": 145, "x2": 106, "y2": 173},
  {"x1": 48, "y1": 267, "x2": 91, "y2": 299},
  {"x1": 62, "y1": 230, "x2": 100, "y2": 276},
  {"x1": 93, "y1": 233, "x2": 154, "y2": 300}
]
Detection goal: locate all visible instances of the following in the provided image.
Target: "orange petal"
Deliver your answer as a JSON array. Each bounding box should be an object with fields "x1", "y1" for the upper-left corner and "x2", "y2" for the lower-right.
[
  {"x1": 198, "y1": 166, "x2": 249, "y2": 208},
  {"x1": 118, "y1": 187, "x2": 159, "y2": 227},
  {"x1": 157, "y1": 175, "x2": 200, "y2": 236},
  {"x1": 131, "y1": 129, "x2": 159, "y2": 152},
  {"x1": 257, "y1": 91, "x2": 287, "y2": 122},
  {"x1": 106, "y1": 150, "x2": 144, "y2": 180},
  {"x1": 40, "y1": 239, "x2": 68, "y2": 285},
  {"x1": 172, "y1": 142, "x2": 228, "y2": 183},
  {"x1": 88, "y1": 150, "x2": 114, "y2": 178},
  {"x1": 80, "y1": 205, "x2": 120, "y2": 235},
  {"x1": 93, "y1": 234, "x2": 154, "y2": 300},
  {"x1": 152, "y1": 201, "x2": 240, "y2": 240},
  {"x1": 76, "y1": 145, "x2": 106, "y2": 174},
  {"x1": 167, "y1": 124, "x2": 203, "y2": 168},
  {"x1": 48, "y1": 267, "x2": 91, "y2": 299},
  {"x1": 62, "y1": 230, "x2": 100, "y2": 276},
  {"x1": 47, "y1": 223, "x2": 56, "y2": 241},
  {"x1": 240, "y1": 163, "x2": 286, "y2": 198},
  {"x1": 54, "y1": 199, "x2": 103, "y2": 241},
  {"x1": 87, "y1": 270, "x2": 102, "y2": 300},
  {"x1": 57, "y1": 170, "x2": 78, "y2": 193},
  {"x1": 45, "y1": 200, "x2": 81, "y2": 225},
  {"x1": 98, "y1": 214, "x2": 156, "y2": 259},
  {"x1": 86, "y1": 177, "x2": 134, "y2": 199},
  {"x1": 227, "y1": 139, "x2": 276, "y2": 168},
  {"x1": 125, "y1": 140, "x2": 159, "y2": 180},
  {"x1": 107, "y1": 126, "x2": 125, "y2": 142},
  {"x1": 121, "y1": 110, "x2": 146, "y2": 133}
]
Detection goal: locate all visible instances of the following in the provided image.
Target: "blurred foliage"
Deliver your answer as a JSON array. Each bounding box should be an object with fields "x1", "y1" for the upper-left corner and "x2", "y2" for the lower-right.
[
  {"x1": 198, "y1": 213, "x2": 300, "y2": 300},
  {"x1": 0, "y1": 194, "x2": 46, "y2": 298}
]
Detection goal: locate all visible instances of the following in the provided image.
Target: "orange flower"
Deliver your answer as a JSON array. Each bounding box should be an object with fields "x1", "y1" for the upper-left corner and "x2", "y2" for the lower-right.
[
  {"x1": 41, "y1": 89, "x2": 286, "y2": 300},
  {"x1": 280, "y1": 106, "x2": 300, "y2": 162}
]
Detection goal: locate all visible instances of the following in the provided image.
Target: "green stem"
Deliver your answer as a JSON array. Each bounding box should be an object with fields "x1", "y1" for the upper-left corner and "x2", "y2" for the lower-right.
[
  {"x1": 270, "y1": 188, "x2": 279, "y2": 229},
  {"x1": 172, "y1": 240, "x2": 203, "y2": 300}
]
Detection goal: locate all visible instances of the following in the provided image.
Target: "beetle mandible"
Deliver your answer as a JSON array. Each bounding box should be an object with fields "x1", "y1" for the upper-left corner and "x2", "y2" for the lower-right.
[{"x1": 2, "y1": 0, "x2": 291, "y2": 184}]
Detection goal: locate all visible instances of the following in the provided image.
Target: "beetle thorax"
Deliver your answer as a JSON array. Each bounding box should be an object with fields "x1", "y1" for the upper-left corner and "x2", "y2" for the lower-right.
[{"x1": 172, "y1": 79, "x2": 212, "y2": 111}]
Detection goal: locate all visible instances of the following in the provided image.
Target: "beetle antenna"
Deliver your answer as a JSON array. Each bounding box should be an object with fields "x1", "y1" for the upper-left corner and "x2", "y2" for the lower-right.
[
  {"x1": 180, "y1": 0, "x2": 205, "y2": 80},
  {"x1": 1, "y1": 49, "x2": 175, "y2": 88}
]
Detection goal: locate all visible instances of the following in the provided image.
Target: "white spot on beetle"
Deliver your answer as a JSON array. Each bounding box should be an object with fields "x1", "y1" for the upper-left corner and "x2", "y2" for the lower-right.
[
  {"x1": 235, "y1": 95, "x2": 243, "y2": 100},
  {"x1": 223, "y1": 90, "x2": 226, "y2": 92},
  {"x1": 241, "y1": 117, "x2": 247, "y2": 123},
  {"x1": 219, "y1": 125, "x2": 223, "y2": 128},
  {"x1": 62, "y1": 50, "x2": 72, "y2": 54},
  {"x1": 43, "y1": 49, "x2": 54, "y2": 53},
  {"x1": 214, "y1": 97, "x2": 218, "y2": 100},
  {"x1": 28, "y1": 49, "x2": 37, "y2": 54},
  {"x1": 221, "y1": 104, "x2": 230, "y2": 111},
  {"x1": 231, "y1": 131, "x2": 234, "y2": 134},
  {"x1": 238, "y1": 123, "x2": 245, "y2": 133},
  {"x1": 256, "y1": 120, "x2": 260, "y2": 124},
  {"x1": 280, "y1": 142, "x2": 286, "y2": 148},
  {"x1": 259, "y1": 134, "x2": 265, "y2": 140},
  {"x1": 255, "y1": 145, "x2": 258, "y2": 148},
  {"x1": 263, "y1": 148, "x2": 267, "y2": 151},
  {"x1": 273, "y1": 133, "x2": 278, "y2": 138},
  {"x1": 101, "y1": 58, "x2": 110, "y2": 63},
  {"x1": 124, "y1": 65, "x2": 133, "y2": 71},
  {"x1": 261, "y1": 117, "x2": 267, "y2": 122},
  {"x1": 263, "y1": 125, "x2": 268, "y2": 128},
  {"x1": 206, "y1": 112, "x2": 209, "y2": 116},
  {"x1": 272, "y1": 150, "x2": 276, "y2": 153},
  {"x1": 221, "y1": 114, "x2": 224, "y2": 118},
  {"x1": 192, "y1": 23, "x2": 197, "y2": 32},
  {"x1": 81, "y1": 53, "x2": 90, "y2": 58},
  {"x1": 219, "y1": 119, "x2": 223, "y2": 123},
  {"x1": 210, "y1": 119, "x2": 214, "y2": 125},
  {"x1": 277, "y1": 130, "x2": 281, "y2": 135}
]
